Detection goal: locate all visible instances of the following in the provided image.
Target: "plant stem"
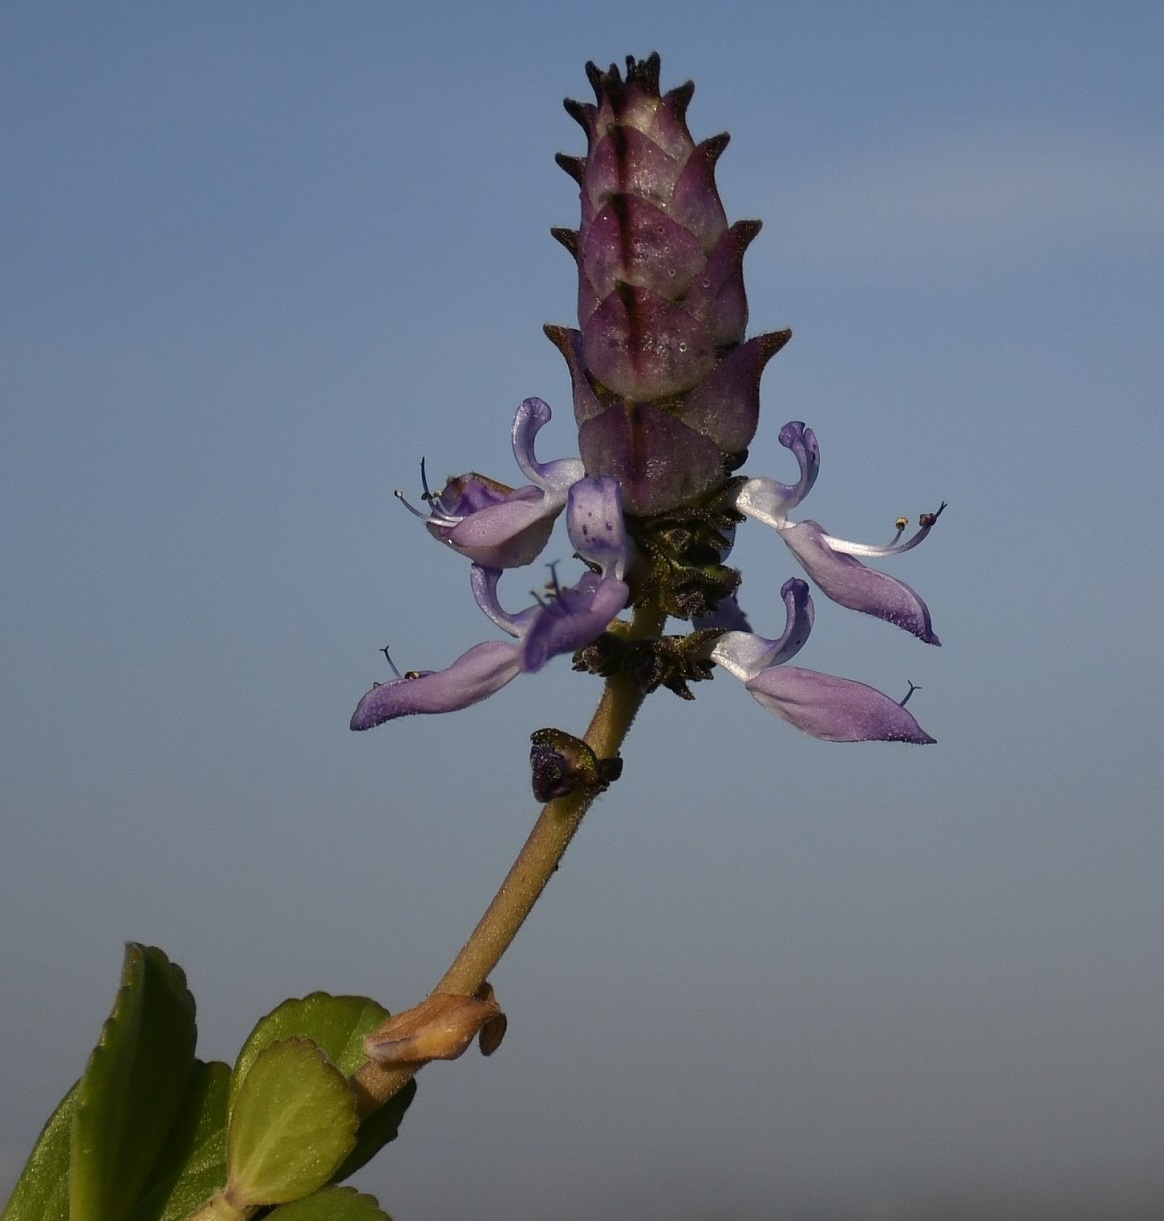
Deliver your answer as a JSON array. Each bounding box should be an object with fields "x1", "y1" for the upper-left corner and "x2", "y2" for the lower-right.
[{"x1": 350, "y1": 595, "x2": 666, "y2": 1113}]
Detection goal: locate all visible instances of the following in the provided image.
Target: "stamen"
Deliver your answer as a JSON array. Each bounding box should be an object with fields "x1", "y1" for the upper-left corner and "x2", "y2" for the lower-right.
[
  {"x1": 394, "y1": 487, "x2": 431, "y2": 520},
  {"x1": 884, "y1": 516, "x2": 908, "y2": 547},
  {"x1": 380, "y1": 646, "x2": 405, "y2": 680},
  {"x1": 823, "y1": 501, "x2": 947, "y2": 558},
  {"x1": 899, "y1": 680, "x2": 920, "y2": 707},
  {"x1": 530, "y1": 561, "x2": 564, "y2": 607},
  {"x1": 393, "y1": 483, "x2": 461, "y2": 527}
]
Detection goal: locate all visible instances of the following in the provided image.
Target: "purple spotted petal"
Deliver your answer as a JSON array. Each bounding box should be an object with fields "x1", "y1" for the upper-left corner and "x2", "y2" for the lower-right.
[
  {"x1": 519, "y1": 572, "x2": 630, "y2": 673},
  {"x1": 566, "y1": 476, "x2": 630, "y2": 579},
  {"x1": 780, "y1": 519, "x2": 940, "y2": 645},
  {"x1": 745, "y1": 666, "x2": 936, "y2": 744},
  {"x1": 349, "y1": 640, "x2": 522, "y2": 729}
]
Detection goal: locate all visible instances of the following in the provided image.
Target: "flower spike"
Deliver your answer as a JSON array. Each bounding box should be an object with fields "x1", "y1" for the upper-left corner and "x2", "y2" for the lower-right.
[{"x1": 352, "y1": 58, "x2": 946, "y2": 751}]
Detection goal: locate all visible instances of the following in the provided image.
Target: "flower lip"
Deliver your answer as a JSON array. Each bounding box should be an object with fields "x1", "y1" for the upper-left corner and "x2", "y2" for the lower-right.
[
  {"x1": 746, "y1": 666, "x2": 937, "y2": 744},
  {"x1": 349, "y1": 640, "x2": 524, "y2": 729}
]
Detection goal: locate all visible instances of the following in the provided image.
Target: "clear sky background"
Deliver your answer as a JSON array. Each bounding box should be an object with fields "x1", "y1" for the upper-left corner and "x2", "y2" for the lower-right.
[{"x1": 3, "y1": 3, "x2": 1162, "y2": 1218}]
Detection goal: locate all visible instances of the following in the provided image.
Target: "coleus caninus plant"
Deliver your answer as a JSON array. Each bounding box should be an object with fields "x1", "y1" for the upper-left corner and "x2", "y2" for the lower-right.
[{"x1": 4, "y1": 55, "x2": 946, "y2": 1221}]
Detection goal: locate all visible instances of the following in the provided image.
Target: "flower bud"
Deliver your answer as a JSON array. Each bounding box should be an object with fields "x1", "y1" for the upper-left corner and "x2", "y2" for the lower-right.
[{"x1": 548, "y1": 53, "x2": 790, "y2": 515}]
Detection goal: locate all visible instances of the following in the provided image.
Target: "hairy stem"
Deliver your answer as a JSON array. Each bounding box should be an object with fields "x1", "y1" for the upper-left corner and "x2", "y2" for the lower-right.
[{"x1": 350, "y1": 594, "x2": 666, "y2": 1113}]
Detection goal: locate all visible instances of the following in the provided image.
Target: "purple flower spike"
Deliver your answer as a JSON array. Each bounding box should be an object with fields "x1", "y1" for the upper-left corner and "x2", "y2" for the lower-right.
[
  {"x1": 710, "y1": 578, "x2": 935, "y2": 743},
  {"x1": 411, "y1": 397, "x2": 584, "y2": 569},
  {"x1": 351, "y1": 59, "x2": 948, "y2": 749},
  {"x1": 350, "y1": 640, "x2": 523, "y2": 729},
  {"x1": 733, "y1": 423, "x2": 943, "y2": 644}
]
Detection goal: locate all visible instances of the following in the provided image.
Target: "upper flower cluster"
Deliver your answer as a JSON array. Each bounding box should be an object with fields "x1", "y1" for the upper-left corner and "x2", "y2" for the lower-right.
[
  {"x1": 545, "y1": 54, "x2": 790, "y2": 516},
  {"x1": 351, "y1": 55, "x2": 945, "y2": 752}
]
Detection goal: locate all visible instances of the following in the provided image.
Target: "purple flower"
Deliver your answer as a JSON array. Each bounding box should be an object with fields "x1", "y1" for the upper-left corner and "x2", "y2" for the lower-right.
[
  {"x1": 351, "y1": 478, "x2": 629, "y2": 729},
  {"x1": 733, "y1": 421, "x2": 945, "y2": 645},
  {"x1": 710, "y1": 578, "x2": 935, "y2": 744},
  {"x1": 400, "y1": 397, "x2": 585, "y2": 569}
]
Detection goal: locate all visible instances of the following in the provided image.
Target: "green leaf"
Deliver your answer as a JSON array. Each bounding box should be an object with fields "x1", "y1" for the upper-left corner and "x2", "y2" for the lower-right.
[
  {"x1": 1, "y1": 1082, "x2": 77, "y2": 1221},
  {"x1": 225, "y1": 1039, "x2": 358, "y2": 1207},
  {"x1": 125, "y1": 1059, "x2": 230, "y2": 1221},
  {"x1": 70, "y1": 944, "x2": 198, "y2": 1221},
  {"x1": 333, "y1": 1078, "x2": 417, "y2": 1183},
  {"x1": 229, "y1": 994, "x2": 388, "y2": 1121},
  {"x1": 267, "y1": 1186, "x2": 392, "y2": 1221},
  {"x1": 227, "y1": 992, "x2": 414, "y2": 1182}
]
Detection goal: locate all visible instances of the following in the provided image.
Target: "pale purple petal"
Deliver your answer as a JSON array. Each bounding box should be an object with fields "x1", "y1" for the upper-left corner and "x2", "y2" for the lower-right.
[
  {"x1": 709, "y1": 578, "x2": 814, "y2": 678},
  {"x1": 745, "y1": 666, "x2": 936, "y2": 744},
  {"x1": 469, "y1": 565, "x2": 538, "y2": 637},
  {"x1": 519, "y1": 572, "x2": 630, "y2": 673},
  {"x1": 780, "y1": 520, "x2": 940, "y2": 645},
  {"x1": 511, "y1": 397, "x2": 586, "y2": 491},
  {"x1": 438, "y1": 493, "x2": 558, "y2": 568},
  {"x1": 732, "y1": 421, "x2": 819, "y2": 527},
  {"x1": 349, "y1": 641, "x2": 522, "y2": 729},
  {"x1": 566, "y1": 476, "x2": 630, "y2": 579}
]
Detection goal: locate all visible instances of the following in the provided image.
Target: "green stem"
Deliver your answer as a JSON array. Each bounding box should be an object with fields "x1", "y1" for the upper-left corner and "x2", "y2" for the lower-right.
[{"x1": 350, "y1": 595, "x2": 666, "y2": 1113}]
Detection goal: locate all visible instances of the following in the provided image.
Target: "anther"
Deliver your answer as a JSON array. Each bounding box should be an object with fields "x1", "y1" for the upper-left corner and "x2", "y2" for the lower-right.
[{"x1": 394, "y1": 488, "x2": 428, "y2": 519}]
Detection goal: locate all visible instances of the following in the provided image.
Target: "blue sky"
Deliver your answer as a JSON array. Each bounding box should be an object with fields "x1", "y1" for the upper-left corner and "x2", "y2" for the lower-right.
[{"x1": 3, "y1": 3, "x2": 1163, "y2": 1217}]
